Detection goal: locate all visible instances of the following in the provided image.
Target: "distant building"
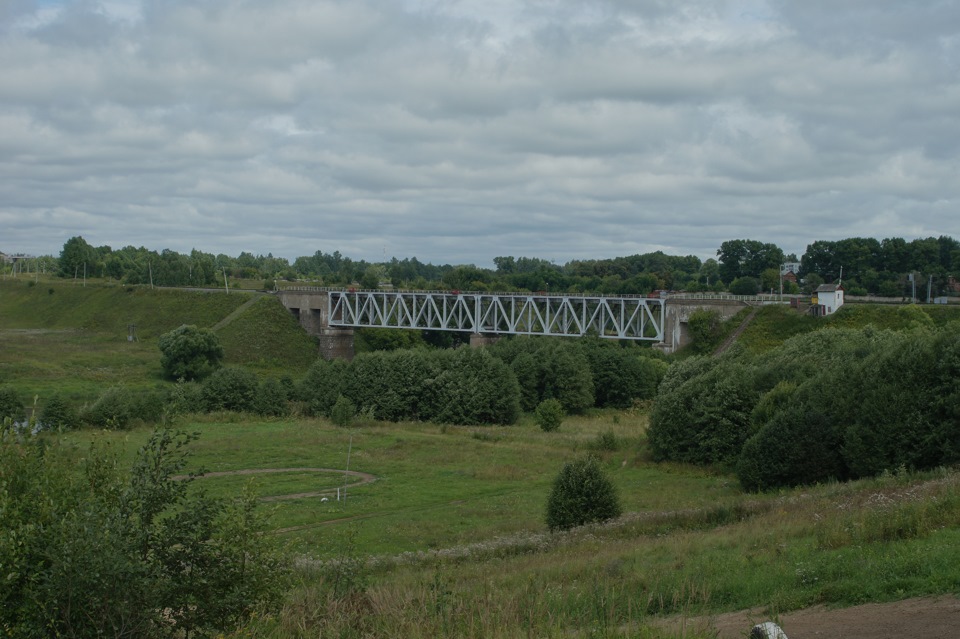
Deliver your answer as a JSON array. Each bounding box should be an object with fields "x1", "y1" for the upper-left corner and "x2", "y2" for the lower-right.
[
  {"x1": 812, "y1": 283, "x2": 844, "y2": 316},
  {"x1": 781, "y1": 262, "x2": 801, "y2": 275},
  {"x1": 0, "y1": 252, "x2": 9, "y2": 264}
]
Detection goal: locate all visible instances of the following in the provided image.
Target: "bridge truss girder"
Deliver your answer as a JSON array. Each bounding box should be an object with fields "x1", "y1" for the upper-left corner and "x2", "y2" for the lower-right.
[{"x1": 328, "y1": 291, "x2": 664, "y2": 342}]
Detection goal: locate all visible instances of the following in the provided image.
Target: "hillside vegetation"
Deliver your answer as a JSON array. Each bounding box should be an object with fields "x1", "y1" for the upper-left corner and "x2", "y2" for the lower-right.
[
  {"x1": 691, "y1": 301, "x2": 960, "y2": 355},
  {"x1": 0, "y1": 280, "x2": 317, "y2": 403}
]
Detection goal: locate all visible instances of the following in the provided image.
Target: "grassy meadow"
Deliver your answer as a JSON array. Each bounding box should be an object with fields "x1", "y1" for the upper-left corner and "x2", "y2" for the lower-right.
[
  {"x1": 4, "y1": 278, "x2": 960, "y2": 637},
  {"x1": 48, "y1": 416, "x2": 960, "y2": 638}
]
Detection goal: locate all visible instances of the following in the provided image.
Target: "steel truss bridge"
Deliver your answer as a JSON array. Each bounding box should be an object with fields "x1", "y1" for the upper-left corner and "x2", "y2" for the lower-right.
[{"x1": 327, "y1": 290, "x2": 665, "y2": 342}]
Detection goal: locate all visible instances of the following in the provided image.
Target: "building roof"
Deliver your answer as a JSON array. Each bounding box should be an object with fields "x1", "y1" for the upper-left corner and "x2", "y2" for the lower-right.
[{"x1": 815, "y1": 283, "x2": 842, "y2": 293}]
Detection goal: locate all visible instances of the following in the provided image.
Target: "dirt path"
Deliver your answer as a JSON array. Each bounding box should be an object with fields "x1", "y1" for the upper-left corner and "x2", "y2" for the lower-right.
[
  {"x1": 713, "y1": 308, "x2": 758, "y2": 356},
  {"x1": 187, "y1": 467, "x2": 377, "y2": 501},
  {"x1": 655, "y1": 595, "x2": 960, "y2": 638}
]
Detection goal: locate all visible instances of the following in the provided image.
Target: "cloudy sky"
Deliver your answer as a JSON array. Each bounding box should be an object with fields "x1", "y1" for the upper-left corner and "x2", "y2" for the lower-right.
[{"x1": 2, "y1": 1, "x2": 959, "y2": 267}]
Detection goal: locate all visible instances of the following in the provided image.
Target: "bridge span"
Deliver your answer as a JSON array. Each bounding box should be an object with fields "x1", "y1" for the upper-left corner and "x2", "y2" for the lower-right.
[{"x1": 277, "y1": 287, "x2": 790, "y2": 359}]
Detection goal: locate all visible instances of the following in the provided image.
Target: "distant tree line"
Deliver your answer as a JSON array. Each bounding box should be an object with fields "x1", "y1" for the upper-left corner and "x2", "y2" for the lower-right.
[
  {"x1": 647, "y1": 308, "x2": 960, "y2": 490},
  {"x1": 45, "y1": 233, "x2": 960, "y2": 297}
]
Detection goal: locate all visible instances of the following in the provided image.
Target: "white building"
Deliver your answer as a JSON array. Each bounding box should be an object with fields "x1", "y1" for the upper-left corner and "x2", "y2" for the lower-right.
[{"x1": 813, "y1": 283, "x2": 844, "y2": 316}]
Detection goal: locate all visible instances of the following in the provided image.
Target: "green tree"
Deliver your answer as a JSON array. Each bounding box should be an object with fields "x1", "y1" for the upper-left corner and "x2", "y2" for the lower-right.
[
  {"x1": 0, "y1": 429, "x2": 286, "y2": 638},
  {"x1": 201, "y1": 367, "x2": 258, "y2": 413},
  {"x1": 330, "y1": 394, "x2": 356, "y2": 427},
  {"x1": 38, "y1": 393, "x2": 79, "y2": 431},
  {"x1": 0, "y1": 386, "x2": 25, "y2": 424},
  {"x1": 686, "y1": 309, "x2": 722, "y2": 353},
  {"x1": 545, "y1": 456, "x2": 622, "y2": 531},
  {"x1": 158, "y1": 324, "x2": 224, "y2": 381},
  {"x1": 535, "y1": 398, "x2": 565, "y2": 432},
  {"x1": 298, "y1": 358, "x2": 349, "y2": 417},
  {"x1": 58, "y1": 235, "x2": 100, "y2": 279},
  {"x1": 428, "y1": 348, "x2": 521, "y2": 425},
  {"x1": 729, "y1": 276, "x2": 761, "y2": 295},
  {"x1": 717, "y1": 239, "x2": 784, "y2": 283},
  {"x1": 254, "y1": 378, "x2": 289, "y2": 417}
]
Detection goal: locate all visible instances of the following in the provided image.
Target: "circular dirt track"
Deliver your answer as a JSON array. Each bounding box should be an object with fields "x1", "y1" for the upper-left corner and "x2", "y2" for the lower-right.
[
  {"x1": 656, "y1": 595, "x2": 960, "y2": 639},
  {"x1": 190, "y1": 467, "x2": 377, "y2": 501}
]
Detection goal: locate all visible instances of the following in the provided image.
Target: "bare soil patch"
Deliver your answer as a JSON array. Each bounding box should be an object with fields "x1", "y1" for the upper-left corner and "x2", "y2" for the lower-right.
[{"x1": 656, "y1": 595, "x2": 960, "y2": 638}]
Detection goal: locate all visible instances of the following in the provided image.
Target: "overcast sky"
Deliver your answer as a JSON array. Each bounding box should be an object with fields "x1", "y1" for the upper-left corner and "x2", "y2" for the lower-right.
[{"x1": 2, "y1": 1, "x2": 959, "y2": 267}]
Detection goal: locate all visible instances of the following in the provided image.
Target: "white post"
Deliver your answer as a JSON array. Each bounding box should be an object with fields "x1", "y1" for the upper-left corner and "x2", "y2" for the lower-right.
[{"x1": 343, "y1": 434, "x2": 353, "y2": 505}]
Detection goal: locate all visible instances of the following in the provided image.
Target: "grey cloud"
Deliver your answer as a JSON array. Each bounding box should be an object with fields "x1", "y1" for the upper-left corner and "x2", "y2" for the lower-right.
[{"x1": 1, "y1": 0, "x2": 958, "y2": 267}]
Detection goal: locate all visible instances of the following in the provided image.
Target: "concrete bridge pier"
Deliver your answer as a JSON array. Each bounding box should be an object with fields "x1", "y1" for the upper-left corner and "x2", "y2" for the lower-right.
[
  {"x1": 656, "y1": 299, "x2": 750, "y2": 354},
  {"x1": 469, "y1": 332, "x2": 501, "y2": 349},
  {"x1": 278, "y1": 289, "x2": 355, "y2": 360},
  {"x1": 318, "y1": 327, "x2": 355, "y2": 361}
]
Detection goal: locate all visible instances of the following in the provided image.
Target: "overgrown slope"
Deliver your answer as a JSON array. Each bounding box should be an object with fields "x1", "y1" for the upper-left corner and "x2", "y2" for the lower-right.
[{"x1": 0, "y1": 281, "x2": 318, "y2": 402}]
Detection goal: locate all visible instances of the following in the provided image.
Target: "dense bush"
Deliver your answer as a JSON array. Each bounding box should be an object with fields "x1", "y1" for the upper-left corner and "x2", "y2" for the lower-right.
[
  {"x1": 535, "y1": 398, "x2": 565, "y2": 432},
  {"x1": 737, "y1": 408, "x2": 846, "y2": 492},
  {"x1": 254, "y1": 378, "x2": 289, "y2": 417},
  {"x1": 158, "y1": 324, "x2": 224, "y2": 381},
  {"x1": 0, "y1": 386, "x2": 25, "y2": 424},
  {"x1": 0, "y1": 428, "x2": 287, "y2": 637},
  {"x1": 202, "y1": 367, "x2": 258, "y2": 413},
  {"x1": 428, "y1": 348, "x2": 521, "y2": 425},
  {"x1": 490, "y1": 338, "x2": 593, "y2": 413},
  {"x1": 330, "y1": 394, "x2": 356, "y2": 427},
  {"x1": 649, "y1": 360, "x2": 759, "y2": 465},
  {"x1": 585, "y1": 345, "x2": 667, "y2": 408},
  {"x1": 686, "y1": 309, "x2": 723, "y2": 353},
  {"x1": 166, "y1": 377, "x2": 205, "y2": 416},
  {"x1": 38, "y1": 394, "x2": 80, "y2": 431},
  {"x1": 651, "y1": 322, "x2": 960, "y2": 491},
  {"x1": 298, "y1": 358, "x2": 349, "y2": 416},
  {"x1": 545, "y1": 456, "x2": 622, "y2": 531},
  {"x1": 81, "y1": 385, "x2": 136, "y2": 429}
]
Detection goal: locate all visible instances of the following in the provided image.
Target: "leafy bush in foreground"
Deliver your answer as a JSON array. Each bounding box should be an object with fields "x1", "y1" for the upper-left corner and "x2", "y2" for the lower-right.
[{"x1": 0, "y1": 428, "x2": 287, "y2": 638}]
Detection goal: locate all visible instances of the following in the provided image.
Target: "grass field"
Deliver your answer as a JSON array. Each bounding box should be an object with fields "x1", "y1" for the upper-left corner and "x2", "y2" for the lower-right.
[
  {"x1": 50, "y1": 417, "x2": 960, "y2": 638},
  {"x1": 64, "y1": 409, "x2": 743, "y2": 556},
  {"x1": 7, "y1": 281, "x2": 960, "y2": 637}
]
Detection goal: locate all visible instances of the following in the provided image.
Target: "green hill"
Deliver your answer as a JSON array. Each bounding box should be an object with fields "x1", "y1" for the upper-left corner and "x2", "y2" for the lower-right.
[
  {"x1": 0, "y1": 280, "x2": 318, "y2": 404},
  {"x1": 695, "y1": 301, "x2": 960, "y2": 355}
]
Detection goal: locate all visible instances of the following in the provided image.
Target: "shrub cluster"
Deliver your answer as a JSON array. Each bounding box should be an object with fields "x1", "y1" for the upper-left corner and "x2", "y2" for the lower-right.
[
  {"x1": 300, "y1": 348, "x2": 521, "y2": 425},
  {"x1": 0, "y1": 428, "x2": 286, "y2": 637},
  {"x1": 489, "y1": 336, "x2": 667, "y2": 412},
  {"x1": 648, "y1": 316, "x2": 960, "y2": 491}
]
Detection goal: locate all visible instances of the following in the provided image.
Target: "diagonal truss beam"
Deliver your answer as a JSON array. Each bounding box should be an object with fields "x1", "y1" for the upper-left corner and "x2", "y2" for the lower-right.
[{"x1": 328, "y1": 291, "x2": 664, "y2": 341}]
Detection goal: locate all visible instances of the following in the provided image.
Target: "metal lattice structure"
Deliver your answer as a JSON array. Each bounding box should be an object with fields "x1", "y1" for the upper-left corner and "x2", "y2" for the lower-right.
[{"x1": 328, "y1": 290, "x2": 664, "y2": 341}]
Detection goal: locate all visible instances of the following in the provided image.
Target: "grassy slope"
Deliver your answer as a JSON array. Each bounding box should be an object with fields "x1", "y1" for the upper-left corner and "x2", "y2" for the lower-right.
[
  {"x1": 217, "y1": 295, "x2": 318, "y2": 373},
  {"x1": 730, "y1": 302, "x2": 960, "y2": 354},
  {"x1": 0, "y1": 280, "x2": 318, "y2": 403},
  {"x1": 55, "y1": 419, "x2": 960, "y2": 638}
]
